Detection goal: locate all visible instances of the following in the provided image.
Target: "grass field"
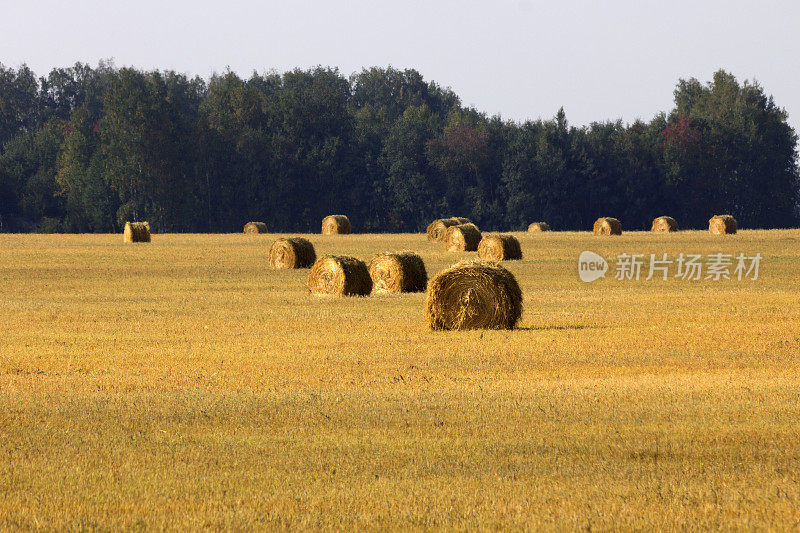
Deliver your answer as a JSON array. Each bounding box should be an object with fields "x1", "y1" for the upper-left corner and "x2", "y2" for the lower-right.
[{"x1": 1, "y1": 230, "x2": 799, "y2": 529}]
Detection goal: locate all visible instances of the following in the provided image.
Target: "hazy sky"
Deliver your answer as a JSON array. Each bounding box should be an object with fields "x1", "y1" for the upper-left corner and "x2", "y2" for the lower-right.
[{"x1": 3, "y1": 0, "x2": 800, "y2": 132}]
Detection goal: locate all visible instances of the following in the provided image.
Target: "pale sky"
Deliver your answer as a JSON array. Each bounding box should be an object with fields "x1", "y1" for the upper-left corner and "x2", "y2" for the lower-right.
[{"x1": 3, "y1": 0, "x2": 800, "y2": 133}]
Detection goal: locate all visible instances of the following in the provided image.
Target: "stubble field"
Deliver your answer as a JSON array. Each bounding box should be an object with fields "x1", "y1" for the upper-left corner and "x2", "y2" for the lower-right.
[{"x1": 1, "y1": 230, "x2": 799, "y2": 529}]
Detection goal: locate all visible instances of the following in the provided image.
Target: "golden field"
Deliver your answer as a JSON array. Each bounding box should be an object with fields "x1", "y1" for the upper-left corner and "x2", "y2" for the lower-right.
[{"x1": 1, "y1": 230, "x2": 799, "y2": 530}]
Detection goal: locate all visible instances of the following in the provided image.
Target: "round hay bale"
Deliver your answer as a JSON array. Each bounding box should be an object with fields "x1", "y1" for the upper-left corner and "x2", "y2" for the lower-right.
[
  {"x1": 425, "y1": 260, "x2": 523, "y2": 331},
  {"x1": 426, "y1": 217, "x2": 473, "y2": 241},
  {"x1": 477, "y1": 234, "x2": 523, "y2": 261},
  {"x1": 709, "y1": 215, "x2": 737, "y2": 234},
  {"x1": 651, "y1": 216, "x2": 678, "y2": 232},
  {"x1": 321, "y1": 215, "x2": 351, "y2": 235},
  {"x1": 527, "y1": 222, "x2": 550, "y2": 232},
  {"x1": 269, "y1": 237, "x2": 316, "y2": 269},
  {"x1": 426, "y1": 219, "x2": 455, "y2": 241},
  {"x1": 123, "y1": 221, "x2": 150, "y2": 243},
  {"x1": 243, "y1": 221, "x2": 268, "y2": 234},
  {"x1": 308, "y1": 255, "x2": 372, "y2": 296},
  {"x1": 593, "y1": 217, "x2": 622, "y2": 235},
  {"x1": 443, "y1": 223, "x2": 482, "y2": 252},
  {"x1": 368, "y1": 251, "x2": 428, "y2": 294}
]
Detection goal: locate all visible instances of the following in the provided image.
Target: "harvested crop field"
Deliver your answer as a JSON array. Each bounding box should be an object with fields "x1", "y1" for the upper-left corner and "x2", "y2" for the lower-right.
[{"x1": 1, "y1": 230, "x2": 800, "y2": 529}]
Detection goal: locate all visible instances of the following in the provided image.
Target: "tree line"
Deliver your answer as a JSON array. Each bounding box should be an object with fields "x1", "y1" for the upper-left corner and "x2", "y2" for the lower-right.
[{"x1": 0, "y1": 62, "x2": 797, "y2": 233}]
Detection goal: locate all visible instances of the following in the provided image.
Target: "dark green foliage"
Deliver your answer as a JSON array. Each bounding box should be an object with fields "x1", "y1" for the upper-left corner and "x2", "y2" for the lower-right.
[
  {"x1": 0, "y1": 120, "x2": 64, "y2": 231},
  {"x1": 0, "y1": 64, "x2": 40, "y2": 151},
  {"x1": 0, "y1": 64, "x2": 797, "y2": 233}
]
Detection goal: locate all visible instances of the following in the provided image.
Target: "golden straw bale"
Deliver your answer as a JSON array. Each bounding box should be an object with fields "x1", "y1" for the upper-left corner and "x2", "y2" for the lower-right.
[
  {"x1": 651, "y1": 216, "x2": 678, "y2": 232},
  {"x1": 308, "y1": 255, "x2": 372, "y2": 296},
  {"x1": 426, "y1": 219, "x2": 457, "y2": 241},
  {"x1": 123, "y1": 221, "x2": 150, "y2": 243},
  {"x1": 477, "y1": 234, "x2": 523, "y2": 261},
  {"x1": 593, "y1": 217, "x2": 622, "y2": 235},
  {"x1": 243, "y1": 221, "x2": 268, "y2": 234},
  {"x1": 269, "y1": 237, "x2": 316, "y2": 269},
  {"x1": 527, "y1": 222, "x2": 550, "y2": 232},
  {"x1": 443, "y1": 223, "x2": 483, "y2": 252},
  {"x1": 426, "y1": 217, "x2": 473, "y2": 241},
  {"x1": 425, "y1": 260, "x2": 523, "y2": 330},
  {"x1": 368, "y1": 251, "x2": 428, "y2": 294},
  {"x1": 709, "y1": 215, "x2": 738, "y2": 234},
  {"x1": 321, "y1": 215, "x2": 351, "y2": 235}
]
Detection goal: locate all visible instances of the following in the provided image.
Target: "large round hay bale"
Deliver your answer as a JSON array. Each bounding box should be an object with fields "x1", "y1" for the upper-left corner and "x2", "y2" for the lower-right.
[
  {"x1": 321, "y1": 215, "x2": 351, "y2": 235},
  {"x1": 709, "y1": 215, "x2": 737, "y2": 234},
  {"x1": 308, "y1": 255, "x2": 372, "y2": 296},
  {"x1": 651, "y1": 216, "x2": 678, "y2": 232},
  {"x1": 527, "y1": 222, "x2": 550, "y2": 232},
  {"x1": 123, "y1": 221, "x2": 150, "y2": 243},
  {"x1": 269, "y1": 237, "x2": 316, "y2": 269},
  {"x1": 368, "y1": 251, "x2": 428, "y2": 294},
  {"x1": 426, "y1": 217, "x2": 473, "y2": 241},
  {"x1": 477, "y1": 234, "x2": 522, "y2": 261},
  {"x1": 593, "y1": 217, "x2": 622, "y2": 235},
  {"x1": 425, "y1": 260, "x2": 523, "y2": 330},
  {"x1": 443, "y1": 223, "x2": 482, "y2": 252},
  {"x1": 243, "y1": 221, "x2": 268, "y2": 234},
  {"x1": 426, "y1": 219, "x2": 454, "y2": 241}
]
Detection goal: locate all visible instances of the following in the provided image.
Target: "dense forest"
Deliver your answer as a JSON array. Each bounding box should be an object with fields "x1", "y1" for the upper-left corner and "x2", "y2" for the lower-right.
[{"x1": 0, "y1": 62, "x2": 797, "y2": 233}]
